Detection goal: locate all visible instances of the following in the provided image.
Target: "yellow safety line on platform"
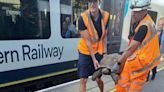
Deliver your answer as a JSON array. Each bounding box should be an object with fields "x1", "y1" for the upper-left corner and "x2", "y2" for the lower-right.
[
  {"x1": 0, "y1": 68, "x2": 77, "y2": 88},
  {"x1": 109, "y1": 66, "x2": 164, "y2": 92},
  {"x1": 109, "y1": 88, "x2": 116, "y2": 92}
]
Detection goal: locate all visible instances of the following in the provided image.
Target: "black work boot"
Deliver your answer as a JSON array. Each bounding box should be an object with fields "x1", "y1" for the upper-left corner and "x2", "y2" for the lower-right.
[
  {"x1": 151, "y1": 74, "x2": 156, "y2": 80},
  {"x1": 146, "y1": 72, "x2": 150, "y2": 82}
]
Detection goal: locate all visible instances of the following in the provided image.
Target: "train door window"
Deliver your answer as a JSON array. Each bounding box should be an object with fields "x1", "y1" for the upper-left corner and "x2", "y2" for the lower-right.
[
  {"x1": 0, "y1": 0, "x2": 50, "y2": 40},
  {"x1": 104, "y1": 0, "x2": 127, "y2": 53},
  {"x1": 60, "y1": 0, "x2": 88, "y2": 38}
]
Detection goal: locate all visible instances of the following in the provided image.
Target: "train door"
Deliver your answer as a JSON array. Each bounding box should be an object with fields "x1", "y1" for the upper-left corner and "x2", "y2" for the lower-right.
[{"x1": 104, "y1": 0, "x2": 127, "y2": 53}]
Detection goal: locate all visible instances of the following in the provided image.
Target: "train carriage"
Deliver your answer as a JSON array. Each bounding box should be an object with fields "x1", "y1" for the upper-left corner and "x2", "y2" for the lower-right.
[{"x1": 0, "y1": 0, "x2": 164, "y2": 91}]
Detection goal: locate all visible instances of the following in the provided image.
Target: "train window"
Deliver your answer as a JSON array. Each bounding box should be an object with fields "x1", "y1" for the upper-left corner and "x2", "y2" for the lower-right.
[
  {"x1": 60, "y1": 0, "x2": 71, "y2": 6},
  {"x1": 104, "y1": 0, "x2": 126, "y2": 37},
  {"x1": 60, "y1": 0, "x2": 88, "y2": 38},
  {"x1": 0, "y1": 0, "x2": 50, "y2": 40}
]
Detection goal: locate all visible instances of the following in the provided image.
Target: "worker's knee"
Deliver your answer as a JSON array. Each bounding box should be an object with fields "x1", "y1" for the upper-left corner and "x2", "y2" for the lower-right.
[
  {"x1": 80, "y1": 78, "x2": 87, "y2": 85},
  {"x1": 128, "y1": 75, "x2": 147, "y2": 92}
]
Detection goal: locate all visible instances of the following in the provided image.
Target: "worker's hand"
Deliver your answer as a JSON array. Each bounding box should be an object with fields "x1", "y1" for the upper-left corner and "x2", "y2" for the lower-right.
[
  {"x1": 93, "y1": 59, "x2": 100, "y2": 69},
  {"x1": 117, "y1": 65, "x2": 124, "y2": 75},
  {"x1": 111, "y1": 72, "x2": 119, "y2": 84}
]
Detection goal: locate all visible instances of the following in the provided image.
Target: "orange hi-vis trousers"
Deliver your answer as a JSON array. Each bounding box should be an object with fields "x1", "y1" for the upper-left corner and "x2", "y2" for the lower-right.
[{"x1": 115, "y1": 60, "x2": 149, "y2": 92}]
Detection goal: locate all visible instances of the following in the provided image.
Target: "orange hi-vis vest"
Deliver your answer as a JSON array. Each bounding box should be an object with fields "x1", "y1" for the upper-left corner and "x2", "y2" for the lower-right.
[
  {"x1": 78, "y1": 9, "x2": 109, "y2": 55},
  {"x1": 128, "y1": 14, "x2": 160, "y2": 79}
]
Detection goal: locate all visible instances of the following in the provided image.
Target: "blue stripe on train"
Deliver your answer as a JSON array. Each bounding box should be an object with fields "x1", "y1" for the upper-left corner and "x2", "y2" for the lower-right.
[{"x1": 0, "y1": 60, "x2": 77, "y2": 84}]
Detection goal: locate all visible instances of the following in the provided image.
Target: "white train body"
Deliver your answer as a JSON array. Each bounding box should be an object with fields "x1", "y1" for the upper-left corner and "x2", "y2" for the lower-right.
[{"x1": 0, "y1": 0, "x2": 164, "y2": 91}]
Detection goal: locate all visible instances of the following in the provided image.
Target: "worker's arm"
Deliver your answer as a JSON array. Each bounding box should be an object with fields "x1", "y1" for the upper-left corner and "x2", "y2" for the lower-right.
[
  {"x1": 80, "y1": 30, "x2": 100, "y2": 69},
  {"x1": 117, "y1": 25, "x2": 148, "y2": 74},
  {"x1": 117, "y1": 40, "x2": 141, "y2": 74},
  {"x1": 103, "y1": 28, "x2": 108, "y2": 55}
]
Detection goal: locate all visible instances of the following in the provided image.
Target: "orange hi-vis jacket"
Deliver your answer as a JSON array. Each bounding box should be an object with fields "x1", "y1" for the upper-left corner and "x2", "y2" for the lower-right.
[
  {"x1": 78, "y1": 9, "x2": 109, "y2": 55},
  {"x1": 128, "y1": 14, "x2": 160, "y2": 79}
]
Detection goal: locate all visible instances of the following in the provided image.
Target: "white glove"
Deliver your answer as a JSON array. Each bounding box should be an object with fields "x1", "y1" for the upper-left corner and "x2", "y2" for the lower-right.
[
  {"x1": 111, "y1": 72, "x2": 119, "y2": 84},
  {"x1": 111, "y1": 62, "x2": 120, "y2": 73},
  {"x1": 111, "y1": 62, "x2": 120, "y2": 84}
]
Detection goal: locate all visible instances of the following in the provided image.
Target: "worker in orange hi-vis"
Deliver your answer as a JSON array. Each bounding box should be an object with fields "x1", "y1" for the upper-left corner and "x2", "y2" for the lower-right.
[
  {"x1": 111, "y1": 0, "x2": 161, "y2": 92},
  {"x1": 77, "y1": 0, "x2": 109, "y2": 92}
]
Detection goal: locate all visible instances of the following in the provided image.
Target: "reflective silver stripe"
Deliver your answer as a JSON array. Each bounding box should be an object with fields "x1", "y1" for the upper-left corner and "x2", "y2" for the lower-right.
[
  {"x1": 100, "y1": 10, "x2": 106, "y2": 32},
  {"x1": 137, "y1": 21, "x2": 156, "y2": 49},
  {"x1": 85, "y1": 11, "x2": 106, "y2": 53},
  {"x1": 101, "y1": 10, "x2": 105, "y2": 19},
  {"x1": 119, "y1": 82, "x2": 128, "y2": 87},
  {"x1": 132, "y1": 56, "x2": 160, "y2": 75},
  {"x1": 85, "y1": 11, "x2": 106, "y2": 42},
  {"x1": 86, "y1": 12, "x2": 97, "y2": 42},
  {"x1": 118, "y1": 76, "x2": 130, "y2": 87},
  {"x1": 129, "y1": 89, "x2": 142, "y2": 92},
  {"x1": 120, "y1": 76, "x2": 128, "y2": 80},
  {"x1": 129, "y1": 82, "x2": 143, "y2": 92},
  {"x1": 85, "y1": 12, "x2": 100, "y2": 52},
  {"x1": 132, "y1": 81, "x2": 143, "y2": 86}
]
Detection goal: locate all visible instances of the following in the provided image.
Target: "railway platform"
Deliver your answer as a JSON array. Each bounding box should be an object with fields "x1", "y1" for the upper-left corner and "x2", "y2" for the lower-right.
[{"x1": 36, "y1": 59, "x2": 164, "y2": 92}]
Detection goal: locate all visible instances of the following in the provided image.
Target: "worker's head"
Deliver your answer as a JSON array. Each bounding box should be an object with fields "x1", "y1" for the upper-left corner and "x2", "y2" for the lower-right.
[
  {"x1": 130, "y1": 0, "x2": 151, "y2": 23},
  {"x1": 88, "y1": 0, "x2": 99, "y2": 14},
  {"x1": 157, "y1": 17, "x2": 164, "y2": 32}
]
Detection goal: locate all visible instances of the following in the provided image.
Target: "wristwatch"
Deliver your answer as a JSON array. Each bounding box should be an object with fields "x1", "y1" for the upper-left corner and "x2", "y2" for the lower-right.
[{"x1": 117, "y1": 62, "x2": 121, "y2": 65}]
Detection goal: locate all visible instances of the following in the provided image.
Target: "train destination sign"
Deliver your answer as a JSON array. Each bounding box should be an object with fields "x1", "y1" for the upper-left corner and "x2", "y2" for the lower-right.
[{"x1": 0, "y1": 44, "x2": 64, "y2": 64}]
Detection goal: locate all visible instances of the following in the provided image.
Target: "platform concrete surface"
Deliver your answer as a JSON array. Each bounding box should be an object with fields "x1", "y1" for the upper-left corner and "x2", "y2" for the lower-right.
[
  {"x1": 36, "y1": 75, "x2": 115, "y2": 92},
  {"x1": 143, "y1": 70, "x2": 164, "y2": 92},
  {"x1": 36, "y1": 61, "x2": 164, "y2": 92}
]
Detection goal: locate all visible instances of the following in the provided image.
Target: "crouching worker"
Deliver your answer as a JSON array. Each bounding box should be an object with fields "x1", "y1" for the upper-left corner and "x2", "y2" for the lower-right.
[{"x1": 113, "y1": 0, "x2": 160, "y2": 92}]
